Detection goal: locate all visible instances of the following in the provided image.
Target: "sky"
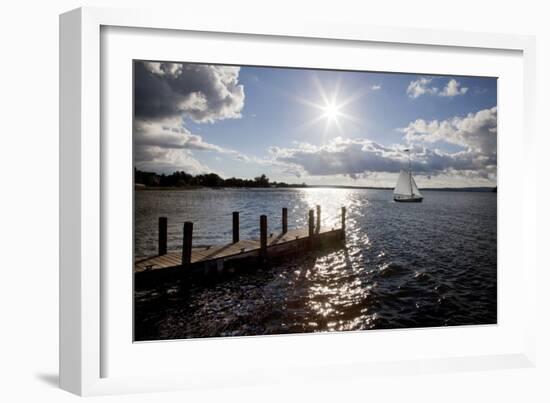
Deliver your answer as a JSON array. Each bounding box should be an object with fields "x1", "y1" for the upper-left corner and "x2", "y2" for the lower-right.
[{"x1": 133, "y1": 60, "x2": 497, "y2": 188}]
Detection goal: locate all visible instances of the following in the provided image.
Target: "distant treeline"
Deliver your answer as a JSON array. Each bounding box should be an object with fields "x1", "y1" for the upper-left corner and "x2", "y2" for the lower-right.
[
  {"x1": 134, "y1": 169, "x2": 306, "y2": 188},
  {"x1": 419, "y1": 186, "x2": 497, "y2": 193},
  {"x1": 135, "y1": 169, "x2": 497, "y2": 192}
]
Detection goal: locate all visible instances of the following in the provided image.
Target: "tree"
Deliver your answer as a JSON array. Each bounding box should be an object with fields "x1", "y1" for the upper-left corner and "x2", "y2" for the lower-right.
[{"x1": 254, "y1": 174, "x2": 269, "y2": 187}]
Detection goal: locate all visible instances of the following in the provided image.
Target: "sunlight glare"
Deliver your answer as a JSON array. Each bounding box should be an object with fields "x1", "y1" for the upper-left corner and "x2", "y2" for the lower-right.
[
  {"x1": 322, "y1": 101, "x2": 342, "y2": 122},
  {"x1": 291, "y1": 75, "x2": 365, "y2": 138}
]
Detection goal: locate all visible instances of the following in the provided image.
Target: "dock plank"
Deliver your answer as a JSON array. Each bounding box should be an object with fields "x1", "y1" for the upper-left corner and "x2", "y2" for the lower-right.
[{"x1": 134, "y1": 226, "x2": 342, "y2": 273}]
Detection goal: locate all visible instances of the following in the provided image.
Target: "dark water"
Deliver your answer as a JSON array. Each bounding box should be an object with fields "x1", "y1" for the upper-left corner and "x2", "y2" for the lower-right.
[{"x1": 134, "y1": 188, "x2": 497, "y2": 340}]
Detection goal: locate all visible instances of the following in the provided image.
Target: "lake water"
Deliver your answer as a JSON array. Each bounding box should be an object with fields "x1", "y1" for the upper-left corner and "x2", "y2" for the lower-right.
[{"x1": 134, "y1": 188, "x2": 497, "y2": 340}]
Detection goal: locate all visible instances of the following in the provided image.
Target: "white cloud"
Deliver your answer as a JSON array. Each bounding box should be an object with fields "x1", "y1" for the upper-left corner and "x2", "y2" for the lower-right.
[
  {"x1": 134, "y1": 120, "x2": 225, "y2": 152},
  {"x1": 270, "y1": 137, "x2": 484, "y2": 177},
  {"x1": 268, "y1": 106, "x2": 497, "y2": 184},
  {"x1": 134, "y1": 147, "x2": 212, "y2": 175},
  {"x1": 400, "y1": 106, "x2": 497, "y2": 155},
  {"x1": 407, "y1": 78, "x2": 436, "y2": 98},
  {"x1": 142, "y1": 62, "x2": 182, "y2": 77},
  {"x1": 134, "y1": 119, "x2": 223, "y2": 174},
  {"x1": 407, "y1": 77, "x2": 468, "y2": 98},
  {"x1": 371, "y1": 84, "x2": 382, "y2": 91},
  {"x1": 134, "y1": 61, "x2": 248, "y2": 173},
  {"x1": 439, "y1": 79, "x2": 468, "y2": 97},
  {"x1": 133, "y1": 119, "x2": 252, "y2": 174}
]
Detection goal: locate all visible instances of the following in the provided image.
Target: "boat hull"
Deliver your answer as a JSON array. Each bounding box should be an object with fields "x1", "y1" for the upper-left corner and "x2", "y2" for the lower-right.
[{"x1": 394, "y1": 196, "x2": 423, "y2": 203}]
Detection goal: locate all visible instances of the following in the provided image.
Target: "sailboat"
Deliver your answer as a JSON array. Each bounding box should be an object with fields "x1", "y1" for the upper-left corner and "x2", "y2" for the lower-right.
[{"x1": 393, "y1": 149, "x2": 423, "y2": 202}]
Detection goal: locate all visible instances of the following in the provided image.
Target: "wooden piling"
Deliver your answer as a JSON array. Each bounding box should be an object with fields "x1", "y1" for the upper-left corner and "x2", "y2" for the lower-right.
[
  {"x1": 158, "y1": 216, "x2": 167, "y2": 256},
  {"x1": 260, "y1": 215, "x2": 268, "y2": 259},
  {"x1": 308, "y1": 209, "x2": 315, "y2": 249},
  {"x1": 282, "y1": 208, "x2": 288, "y2": 234},
  {"x1": 308, "y1": 209, "x2": 315, "y2": 237},
  {"x1": 341, "y1": 206, "x2": 346, "y2": 239},
  {"x1": 182, "y1": 221, "x2": 193, "y2": 269},
  {"x1": 316, "y1": 205, "x2": 321, "y2": 234},
  {"x1": 232, "y1": 211, "x2": 239, "y2": 243}
]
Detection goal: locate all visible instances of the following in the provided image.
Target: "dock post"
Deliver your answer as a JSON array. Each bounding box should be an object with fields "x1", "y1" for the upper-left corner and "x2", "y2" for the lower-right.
[
  {"x1": 316, "y1": 205, "x2": 321, "y2": 234},
  {"x1": 308, "y1": 209, "x2": 315, "y2": 249},
  {"x1": 341, "y1": 206, "x2": 346, "y2": 239},
  {"x1": 282, "y1": 208, "x2": 288, "y2": 234},
  {"x1": 158, "y1": 216, "x2": 167, "y2": 256},
  {"x1": 260, "y1": 215, "x2": 268, "y2": 260},
  {"x1": 182, "y1": 221, "x2": 193, "y2": 269},
  {"x1": 232, "y1": 211, "x2": 239, "y2": 243},
  {"x1": 308, "y1": 209, "x2": 315, "y2": 237}
]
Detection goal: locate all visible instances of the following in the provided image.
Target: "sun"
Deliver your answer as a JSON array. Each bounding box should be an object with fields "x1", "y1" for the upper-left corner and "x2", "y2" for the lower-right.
[
  {"x1": 291, "y1": 76, "x2": 363, "y2": 137},
  {"x1": 322, "y1": 102, "x2": 342, "y2": 122}
]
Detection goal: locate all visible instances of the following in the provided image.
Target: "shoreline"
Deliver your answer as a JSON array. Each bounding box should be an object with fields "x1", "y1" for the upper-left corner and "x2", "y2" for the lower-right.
[{"x1": 135, "y1": 185, "x2": 497, "y2": 193}]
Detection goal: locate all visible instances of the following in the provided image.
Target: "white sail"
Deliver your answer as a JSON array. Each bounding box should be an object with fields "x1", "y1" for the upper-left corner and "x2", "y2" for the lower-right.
[
  {"x1": 410, "y1": 175, "x2": 423, "y2": 197},
  {"x1": 394, "y1": 170, "x2": 413, "y2": 196},
  {"x1": 394, "y1": 150, "x2": 423, "y2": 202}
]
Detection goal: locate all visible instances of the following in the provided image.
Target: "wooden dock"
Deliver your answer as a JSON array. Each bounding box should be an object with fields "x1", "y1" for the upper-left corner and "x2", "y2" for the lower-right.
[{"x1": 134, "y1": 206, "x2": 346, "y2": 281}]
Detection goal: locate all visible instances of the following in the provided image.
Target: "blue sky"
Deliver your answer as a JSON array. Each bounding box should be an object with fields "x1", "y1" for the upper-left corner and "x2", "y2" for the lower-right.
[{"x1": 134, "y1": 61, "x2": 497, "y2": 188}]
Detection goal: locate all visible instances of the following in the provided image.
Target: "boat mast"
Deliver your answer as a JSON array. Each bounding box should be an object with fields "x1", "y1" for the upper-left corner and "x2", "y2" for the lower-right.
[{"x1": 405, "y1": 148, "x2": 412, "y2": 196}]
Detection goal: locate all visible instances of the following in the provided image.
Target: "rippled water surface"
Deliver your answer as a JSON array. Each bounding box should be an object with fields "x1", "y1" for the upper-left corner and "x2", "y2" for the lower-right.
[{"x1": 134, "y1": 188, "x2": 497, "y2": 340}]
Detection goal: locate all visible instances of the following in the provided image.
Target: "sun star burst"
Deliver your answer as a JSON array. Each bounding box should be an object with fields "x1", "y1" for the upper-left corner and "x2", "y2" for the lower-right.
[
  {"x1": 291, "y1": 75, "x2": 365, "y2": 139},
  {"x1": 322, "y1": 101, "x2": 342, "y2": 122}
]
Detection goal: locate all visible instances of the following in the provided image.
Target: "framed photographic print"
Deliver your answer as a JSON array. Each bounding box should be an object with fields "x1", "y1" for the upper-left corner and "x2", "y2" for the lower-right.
[{"x1": 60, "y1": 7, "x2": 537, "y2": 396}]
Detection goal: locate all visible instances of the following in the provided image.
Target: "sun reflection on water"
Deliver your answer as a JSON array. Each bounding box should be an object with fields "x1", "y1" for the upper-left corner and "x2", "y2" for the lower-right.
[
  {"x1": 298, "y1": 187, "x2": 359, "y2": 229},
  {"x1": 291, "y1": 188, "x2": 380, "y2": 332}
]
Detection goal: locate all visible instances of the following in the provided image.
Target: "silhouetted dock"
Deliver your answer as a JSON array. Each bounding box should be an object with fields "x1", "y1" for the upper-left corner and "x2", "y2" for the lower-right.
[{"x1": 134, "y1": 206, "x2": 346, "y2": 281}]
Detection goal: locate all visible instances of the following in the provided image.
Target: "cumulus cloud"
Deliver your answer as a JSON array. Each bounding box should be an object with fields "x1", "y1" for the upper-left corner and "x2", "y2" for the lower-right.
[
  {"x1": 134, "y1": 61, "x2": 247, "y2": 173},
  {"x1": 134, "y1": 147, "x2": 212, "y2": 175},
  {"x1": 406, "y1": 77, "x2": 468, "y2": 98},
  {"x1": 271, "y1": 138, "x2": 404, "y2": 177},
  {"x1": 135, "y1": 61, "x2": 245, "y2": 123},
  {"x1": 271, "y1": 137, "x2": 487, "y2": 177},
  {"x1": 439, "y1": 79, "x2": 468, "y2": 97},
  {"x1": 269, "y1": 107, "x2": 497, "y2": 182},
  {"x1": 134, "y1": 120, "x2": 224, "y2": 152},
  {"x1": 407, "y1": 78, "x2": 436, "y2": 98},
  {"x1": 133, "y1": 118, "x2": 251, "y2": 174},
  {"x1": 371, "y1": 84, "x2": 382, "y2": 91},
  {"x1": 400, "y1": 106, "x2": 496, "y2": 155}
]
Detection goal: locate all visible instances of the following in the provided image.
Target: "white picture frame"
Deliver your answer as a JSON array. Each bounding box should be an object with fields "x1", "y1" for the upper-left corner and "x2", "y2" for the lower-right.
[{"x1": 60, "y1": 6, "x2": 537, "y2": 396}]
